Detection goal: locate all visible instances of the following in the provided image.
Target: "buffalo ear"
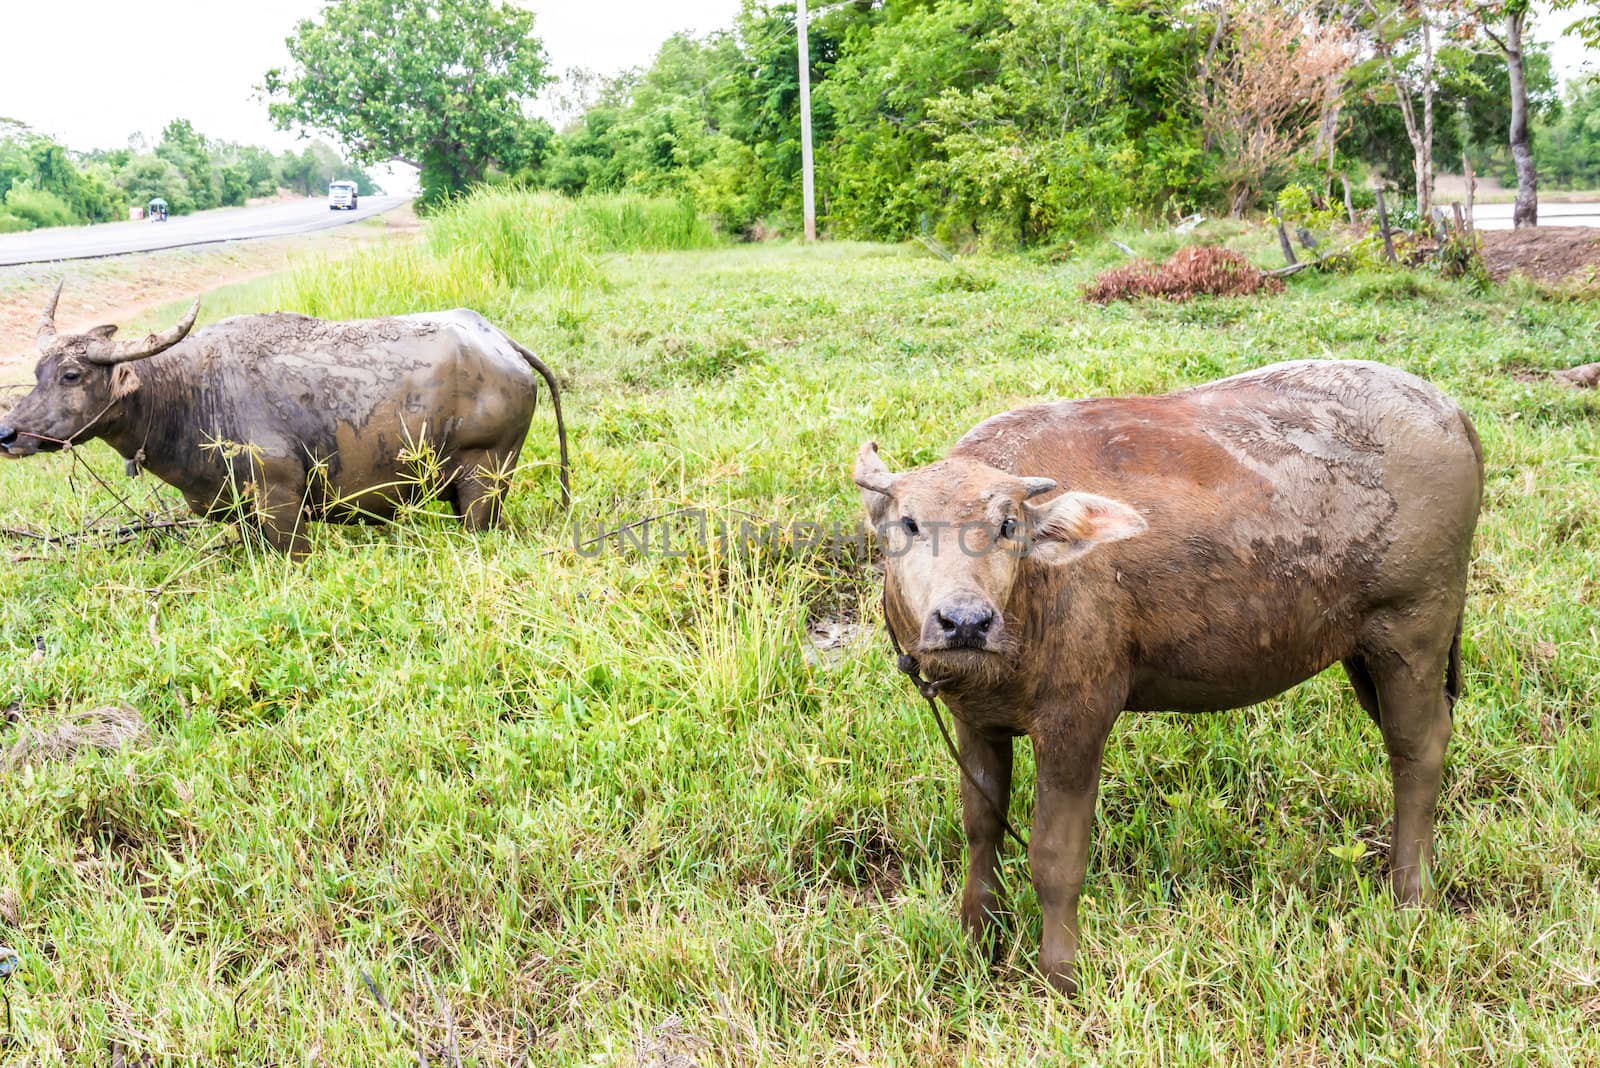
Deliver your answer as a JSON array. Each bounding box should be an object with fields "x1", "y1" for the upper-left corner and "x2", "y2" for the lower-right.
[
  {"x1": 1026, "y1": 492, "x2": 1146, "y2": 565},
  {"x1": 853, "y1": 441, "x2": 898, "y2": 527},
  {"x1": 86, "y1": 324, "x2": 119, "y2": 340},
  {"x1": 110, "y1": 363, "x2": 142, "y2": 400}
]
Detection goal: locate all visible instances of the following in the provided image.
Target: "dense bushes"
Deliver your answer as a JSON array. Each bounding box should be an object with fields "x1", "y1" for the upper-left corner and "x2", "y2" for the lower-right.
[
  {"x1": 538, "y1": 1, "x2": 1211, "y2": 247},
  {"x1": 537, "y1": 0, "x2": 1586, "y2": 246}
]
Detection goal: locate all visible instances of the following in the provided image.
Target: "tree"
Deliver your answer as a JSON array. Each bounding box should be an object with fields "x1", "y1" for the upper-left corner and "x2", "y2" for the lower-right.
[
  {"x1": 263, "y1": 0, "x2": 554, "y2": 203},
  {"x1": 1195, "y1": 2, "x2": 1354, "y2": 217},
  {"x1": 156, "y1": 118, "x2": 221, "y2": 211},
  {"x1": 1364, "y1": 1, "x2": 1447, "y2": 219},
  {"x1": 0, "y1": 122, "x2": 123, "y2": 229},
  {"x1": 119, "y1": 155, "x2": 192, "y2": 215},
  {"x1": 1537, "y1": 79, "x2": 1600, "y2": 188},
  {"x1": 1478, "y1": 1, "x2": 1536, "y2": 227}
]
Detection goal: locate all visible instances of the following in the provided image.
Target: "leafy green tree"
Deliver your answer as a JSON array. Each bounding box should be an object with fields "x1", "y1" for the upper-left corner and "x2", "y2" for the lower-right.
[
  {"x1": 0, "y1": 121, "x2": 124, "y2": 228},
  {"x1": 211, "y1": 143, "x2": 283, "y2": 204},
  {"x1": 156, "y1": 118, "x2": 221, "y2": 210},
  {"x1": 815, "y1": 0, "x2": 1002, "y2": 239},
  {"x1": 118, "y1": 154, "x2": 193, "y2": 215},
  {"x1": 541, "y1": 106, "x2": 627, "y2": 195},
  {"x1": 263, "y1": 0, "x2": 554, "y2": 203},
  {"x1": 273, "y1": 140, "x2": 379, "y2": 197},
  {"x1": 1343, "y1": 38, "x2": 1555, "y2": 193},
  {"x1": 1534, "y1": 79, "x2": 1600, "y2": 189}
]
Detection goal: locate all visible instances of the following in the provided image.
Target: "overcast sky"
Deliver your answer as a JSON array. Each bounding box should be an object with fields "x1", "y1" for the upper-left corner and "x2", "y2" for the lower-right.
[
  {"x1": 0, "y1": 0, "x2": 1594, "y2": 192},
  {"x1": 0, "y1": 0, "x2": 742, "y2": 191}
]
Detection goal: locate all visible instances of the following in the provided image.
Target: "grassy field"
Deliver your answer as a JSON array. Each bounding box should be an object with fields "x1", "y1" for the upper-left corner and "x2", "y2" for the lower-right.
[{"x1": 1, "y1": 192, "x2": 1598, "y2": 1065}]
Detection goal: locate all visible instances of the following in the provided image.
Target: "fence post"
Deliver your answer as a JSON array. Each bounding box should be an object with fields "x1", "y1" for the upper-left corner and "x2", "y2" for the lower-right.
[
  {"x1": 1274, "y1": 209, "x2": 1298, "y2": 267},
  {"x1": 1374, "y1": 186, "x2": 1397, "y2": 263}
]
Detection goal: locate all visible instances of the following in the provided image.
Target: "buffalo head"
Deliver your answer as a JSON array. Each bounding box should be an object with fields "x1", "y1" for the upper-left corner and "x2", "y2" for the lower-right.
[
  {"x1": 855, "y1": 441, "x2": 1146, "y2": 670},
  {"x1": 0, "y1": 282, "x2": 199, "y2": 457}
]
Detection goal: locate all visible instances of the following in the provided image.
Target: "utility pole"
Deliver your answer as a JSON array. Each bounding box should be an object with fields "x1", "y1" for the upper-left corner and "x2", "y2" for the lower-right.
[{"x1": 797, "y1": 0, "x2": 816, "y2": 241}]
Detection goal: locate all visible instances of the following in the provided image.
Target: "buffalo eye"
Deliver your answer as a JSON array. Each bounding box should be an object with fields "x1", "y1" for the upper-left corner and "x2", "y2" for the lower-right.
[
  {"x1": 999, "y1": 517, "x2": 1018, "y2": 540},
  {"x1": 60, "y1": 369, "x2": 83, "y2": 385},
  {"x1": 900, "y1": 516, "x2": 919, "y2": 537}
]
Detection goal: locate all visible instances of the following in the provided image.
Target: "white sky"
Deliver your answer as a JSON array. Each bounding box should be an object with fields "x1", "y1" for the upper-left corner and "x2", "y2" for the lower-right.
[
  {"x1": 0, "y1": 1, "x2": 742, "y2": 192},
  {"x1": 0, "y1": 0, "x2": 1593, "y2": 194}
]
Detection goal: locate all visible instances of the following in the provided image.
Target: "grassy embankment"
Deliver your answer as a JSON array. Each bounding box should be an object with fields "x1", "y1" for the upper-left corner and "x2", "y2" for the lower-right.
[{"x1": 1, "y1": 190, "x2": 1597, "y2": 1065}]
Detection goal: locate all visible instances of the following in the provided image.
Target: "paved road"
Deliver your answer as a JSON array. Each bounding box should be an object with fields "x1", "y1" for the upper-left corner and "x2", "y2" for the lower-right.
[
  {"x1": 0, "y1": 195, "x2": 412, "y2": 266},
  {"x1": 1473, "y1": 200, "x2": 1600, "y2": 230}
]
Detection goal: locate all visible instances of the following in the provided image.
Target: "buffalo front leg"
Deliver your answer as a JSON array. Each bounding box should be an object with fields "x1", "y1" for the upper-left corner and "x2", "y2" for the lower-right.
[
  {"x1": 1368, "y1": 646, "x2": 1455, "y2": 905},
  {"x1": 954, "y1": 717, "x2": 1014, "y2": 960},
  {"x1": 254, "y1": 479, "x2": 310, "y2": 556},
  {"x1": 208, "y1": 454, "x2": 310, "y2": 555},
  {"x1": 1029, "y1": 716, "x2": 1113, "y2": 995}
]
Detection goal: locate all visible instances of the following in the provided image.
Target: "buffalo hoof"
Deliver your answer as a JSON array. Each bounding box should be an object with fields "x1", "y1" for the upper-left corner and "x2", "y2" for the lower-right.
[
  {"x1": 1391, "y1": 870, "x2": 1428, "y2": 908},
  {"x1": 1041, "y1": 957, "x2": 1079, "y2": 996}
]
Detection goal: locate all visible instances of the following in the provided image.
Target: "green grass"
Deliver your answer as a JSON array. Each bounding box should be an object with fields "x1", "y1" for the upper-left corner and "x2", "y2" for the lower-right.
[
  {"x1": 270, "y1": 188, "x2": 722, "y2": 332},
  {"x1": 2, "y1": 199, "x2": 1599, "y2": 1065}
]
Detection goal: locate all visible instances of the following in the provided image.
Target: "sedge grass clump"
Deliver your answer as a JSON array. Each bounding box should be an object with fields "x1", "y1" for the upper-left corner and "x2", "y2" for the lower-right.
[
  {"x1": 568, "y1": 193, "x2": 720, "y2": 253},
  {"x1": 274, "y1": 188, "x2": 724, "y2": 325},
  {"x1": 427, "y1": 189, "x2": 606, "y2": 294},
  {"x1": 272, "y1": 241, "x2": 517, "y2": 321}
]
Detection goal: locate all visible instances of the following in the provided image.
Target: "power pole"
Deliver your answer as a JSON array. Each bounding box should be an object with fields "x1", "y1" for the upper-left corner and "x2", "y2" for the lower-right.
[{"x1": 797, "y1": 0, "x2": 816, "y2": 241}]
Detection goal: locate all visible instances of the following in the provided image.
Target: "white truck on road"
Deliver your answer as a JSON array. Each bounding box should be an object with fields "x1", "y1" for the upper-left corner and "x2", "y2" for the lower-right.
[{"x1": 328, "y1": 181, "x2": 359, "y2": 211}]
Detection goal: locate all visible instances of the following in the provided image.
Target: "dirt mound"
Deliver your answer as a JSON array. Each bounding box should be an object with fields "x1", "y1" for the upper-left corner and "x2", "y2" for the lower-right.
[
  {"x1": 1555, "y1": 362, "x2": 1600, "y2": 388},
  {"x1": 1480, "y1": 227, "x2": 1600, "y2": 283},
  {"x1": 1085, "y1": 246, "x2": 1282, "y2": 304}
]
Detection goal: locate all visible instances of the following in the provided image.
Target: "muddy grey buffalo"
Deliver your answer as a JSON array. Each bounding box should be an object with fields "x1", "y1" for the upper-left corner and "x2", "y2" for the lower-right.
[
  {"x1": 856, "y1": 360, "x2": 1483, "y2": 994},
  {"x1": 0, "y1": 284, "x2": 569, "y2": 552}
]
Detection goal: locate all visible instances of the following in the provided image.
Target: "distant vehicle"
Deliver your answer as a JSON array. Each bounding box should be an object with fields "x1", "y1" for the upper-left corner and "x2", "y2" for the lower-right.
[
  {"x1": 328, "y1": 181, "x2": 360, "y2": 211},
  {"x1": 147, "y1": 197, "x2": 168, "y2": 222}
]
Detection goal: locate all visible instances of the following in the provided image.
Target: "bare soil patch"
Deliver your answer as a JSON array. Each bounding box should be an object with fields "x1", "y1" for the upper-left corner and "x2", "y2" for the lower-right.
[{"x1": 1479, "y1": 226, "x2": 1600, "y2": 283}]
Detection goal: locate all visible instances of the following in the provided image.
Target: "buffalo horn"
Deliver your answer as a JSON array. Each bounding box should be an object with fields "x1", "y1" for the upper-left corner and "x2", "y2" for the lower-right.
[
  {"x1": 35, "y1": 279, "x2": 65, "y2": 352},
  {"x1": 85, "y1": 298, "x2": 202, "y2": 365},
  {"x1": 1021, "y1": 477, "x2": 1057, "y2": 499}
]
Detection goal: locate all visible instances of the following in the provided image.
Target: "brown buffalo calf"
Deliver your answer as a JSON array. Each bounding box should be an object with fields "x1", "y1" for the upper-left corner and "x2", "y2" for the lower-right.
[{"x1": 856, "y1": 360, "x2": 1483, "y2": 994}]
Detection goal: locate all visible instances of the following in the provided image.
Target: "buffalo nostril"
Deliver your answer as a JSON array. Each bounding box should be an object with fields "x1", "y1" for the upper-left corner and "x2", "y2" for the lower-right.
[
  {"x1": 0, "y1": 425, "x2": 16, "y2": 447},
  {"x1": 934, "y1": 604, "x2": 996, "y2": 644}
]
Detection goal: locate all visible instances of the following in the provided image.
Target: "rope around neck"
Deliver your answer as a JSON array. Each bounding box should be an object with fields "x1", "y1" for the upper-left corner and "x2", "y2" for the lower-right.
[{"x1": 881, "y1": 593, "x2": 1028, "y2": 849}]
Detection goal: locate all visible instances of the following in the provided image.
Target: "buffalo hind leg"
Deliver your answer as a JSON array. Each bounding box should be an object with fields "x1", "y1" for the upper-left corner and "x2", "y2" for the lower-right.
[
  {"x1": 451, "y1": 450, "x2": 510, "y2": 532},
  {"x1": 1365, "y1": 634, "x2": 1455, "y2": 905},
  {"x1": 1029, "y1": 709, "x2": 1115, "y2": 995},
  {"x1": 955, "y1": 718, "x2": 1014, "y2": 961}
]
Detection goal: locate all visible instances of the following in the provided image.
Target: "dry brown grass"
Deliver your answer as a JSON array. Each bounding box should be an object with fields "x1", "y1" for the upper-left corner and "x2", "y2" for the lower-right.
[
  {"x1": 1084, "y1": 245, "x2": 1283, "y2": 304},
  {"x1": 5, "y1": 703, "x2": 148, "y2": 770}
]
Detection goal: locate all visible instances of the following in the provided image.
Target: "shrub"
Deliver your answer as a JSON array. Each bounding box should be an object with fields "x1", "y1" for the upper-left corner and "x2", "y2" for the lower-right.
[
  {"x1": 1084, "y1": 245, "x2": 1283, "y2": 303},
  {"x1": 2, "y1": 187, "x2": 75, "y2": 229}
]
